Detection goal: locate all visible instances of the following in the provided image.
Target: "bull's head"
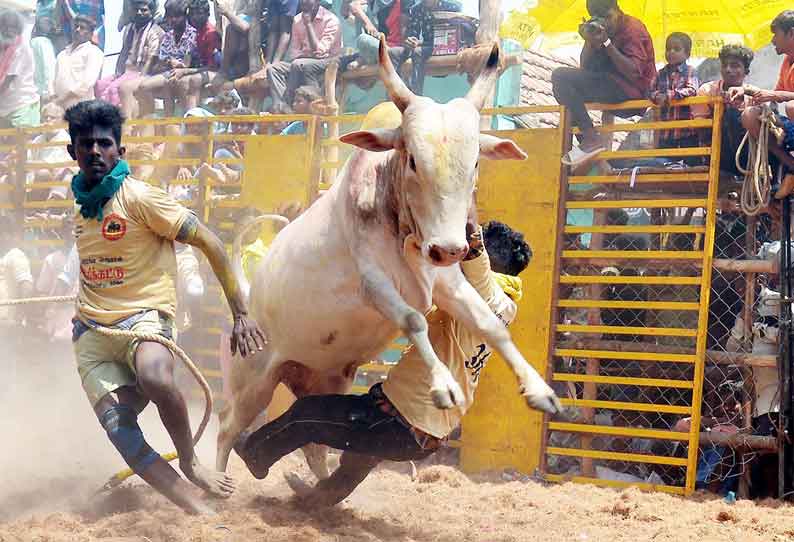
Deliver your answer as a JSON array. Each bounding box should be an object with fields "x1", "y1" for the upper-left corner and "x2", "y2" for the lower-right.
[{"x1": 340, "y1": 36, "x2": 527, "y2": 266}]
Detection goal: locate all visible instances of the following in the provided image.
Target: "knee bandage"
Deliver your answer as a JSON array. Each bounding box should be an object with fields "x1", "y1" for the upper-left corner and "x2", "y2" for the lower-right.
[{"x1": 99, "y1": 404, "x2": 160, "y2": 473}]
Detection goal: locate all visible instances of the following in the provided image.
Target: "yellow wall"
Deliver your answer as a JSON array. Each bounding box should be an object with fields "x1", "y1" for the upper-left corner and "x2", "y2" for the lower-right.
[{"x1": 460, "y1": 128, "x2": 563, "y2": 474}]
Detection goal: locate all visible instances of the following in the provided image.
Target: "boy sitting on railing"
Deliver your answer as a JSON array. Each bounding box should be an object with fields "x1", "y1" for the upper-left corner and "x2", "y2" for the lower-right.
[
  {"x1": 691, "y1": 44, "x2": 754, "y2": 178},
  {"x1": 648, "y1": 32, "x2": 699, "y2": 163}
]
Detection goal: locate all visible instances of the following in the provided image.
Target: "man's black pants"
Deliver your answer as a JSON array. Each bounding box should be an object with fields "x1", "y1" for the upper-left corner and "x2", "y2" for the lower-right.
[
  {"x1": 551, "y1": 67, "x2": 631, "y2": 133},
  {"x1": 240, "y1": 386, "x2": 435, "y2": 478}
]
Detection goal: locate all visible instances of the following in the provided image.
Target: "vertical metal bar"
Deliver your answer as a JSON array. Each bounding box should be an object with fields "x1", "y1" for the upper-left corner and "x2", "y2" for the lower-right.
[
  {"x1": 685, "y1": 99, "x2": 723, "y2": 494},
  {"x1": 779, "y1": 195, "x2": 792, "y2": 498},
  {"x1": 540, "y1": 106, "x2": 570, "y2": 476}
]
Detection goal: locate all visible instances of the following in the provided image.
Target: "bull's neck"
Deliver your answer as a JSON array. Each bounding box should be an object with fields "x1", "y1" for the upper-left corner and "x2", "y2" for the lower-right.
[{"x1": 378, "y1": 151, "x2": 411, "y2": 242}]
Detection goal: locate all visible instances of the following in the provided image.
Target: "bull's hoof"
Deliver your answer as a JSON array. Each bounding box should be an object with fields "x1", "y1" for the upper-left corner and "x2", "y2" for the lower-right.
[
  {"x1": 430, "y1": 382, "x2": 464, "y2": 410},
  {"x1": 523, "y1": 391, "x2": 563, "y2": 415}
]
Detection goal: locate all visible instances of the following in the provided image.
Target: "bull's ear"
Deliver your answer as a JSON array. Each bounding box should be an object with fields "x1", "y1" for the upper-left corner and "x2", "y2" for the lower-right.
[
  {"x1": 479, "y1": 133, "x2": 527, "y2": 160},
  {"x1": 340, "y1": 128, "x2": 403, "y2": 152}
]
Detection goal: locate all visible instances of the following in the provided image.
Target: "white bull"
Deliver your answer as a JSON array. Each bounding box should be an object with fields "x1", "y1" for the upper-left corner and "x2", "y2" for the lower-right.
[{"x1": 216, "y1": 37, "x2": 561, "y2": 475}]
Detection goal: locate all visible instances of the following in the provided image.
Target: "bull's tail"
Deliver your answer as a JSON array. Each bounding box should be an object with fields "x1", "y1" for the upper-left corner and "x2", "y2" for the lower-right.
[{"x1": 232, "y1": 214, "x2": 290, "y2": 302}]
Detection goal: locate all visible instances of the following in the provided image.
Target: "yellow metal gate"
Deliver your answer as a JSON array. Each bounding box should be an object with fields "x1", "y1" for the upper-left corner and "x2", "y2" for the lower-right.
[{"x1": 542, "y1": 97, "x2": 724, "y2": 495}]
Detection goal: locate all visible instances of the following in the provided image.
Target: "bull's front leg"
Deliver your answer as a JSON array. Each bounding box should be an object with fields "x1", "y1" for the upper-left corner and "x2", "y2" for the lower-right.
[
  {"x1": 435, "y1": 269, "x2": 562, "y2": 415},
  {"x1": 360, "y1": 263, "x2": 465, "y2": 409}
]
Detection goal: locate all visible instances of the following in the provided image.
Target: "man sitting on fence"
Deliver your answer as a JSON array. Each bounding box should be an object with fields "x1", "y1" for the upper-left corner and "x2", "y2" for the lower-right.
[
  {"x1": 730, "y1": 10, "x2": 794, "y2": 191},
  {"x1": 0, "y1": 8, "x2": 42, "y2": 128},
  {"x1": 235, "y1": 213, "x2": 534, "y2": 507},
  {"x1": 95, "y1": 0, "x2": 164, "y2": 118},
  {"x1": 692, "y1": 44, "x2": 754, "y2": 178},
  {"x1": 54, "y1": 15, "x2": 104, "y2": 109},
  {"x1": 551, "y1": 0, "x2": 655, "y2": 168},
  {"x1": 64, "y1": 99, "x2": 266, "y2": 514},
  {"x1": 266, "y1": 0, "x2": 342, "y2": 112}
]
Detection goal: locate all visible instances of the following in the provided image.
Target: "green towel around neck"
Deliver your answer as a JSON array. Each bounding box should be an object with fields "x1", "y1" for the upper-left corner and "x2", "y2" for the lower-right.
[{"x1": 72, "y1": 159, "x2": 131, "y2": 222}]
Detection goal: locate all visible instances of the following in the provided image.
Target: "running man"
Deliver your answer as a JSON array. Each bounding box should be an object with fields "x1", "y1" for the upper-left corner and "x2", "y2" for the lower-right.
[{"x1": 65, "y1": 99, "x2": 265, "y2": 514}]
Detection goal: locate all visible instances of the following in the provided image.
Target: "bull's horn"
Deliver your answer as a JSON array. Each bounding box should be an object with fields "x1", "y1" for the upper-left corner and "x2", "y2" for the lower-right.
[
  {"x1": 378, "y1": 34, "x2": 414, "y2": 112},
  {"x1": 465, "y1": 42, "x2": 500, "y2": 111}
]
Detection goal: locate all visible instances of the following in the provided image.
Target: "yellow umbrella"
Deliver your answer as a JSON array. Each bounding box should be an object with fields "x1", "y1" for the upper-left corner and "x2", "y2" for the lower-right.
[{"x1": 529, "y1": 0, "x2": 790, "y2": 58}]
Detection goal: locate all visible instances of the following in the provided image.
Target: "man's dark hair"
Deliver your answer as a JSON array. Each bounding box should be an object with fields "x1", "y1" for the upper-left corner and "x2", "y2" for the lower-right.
[
  {"x1": 64, "y1": 100, "x2": 126, "y2": 147},
  {"x1": 667, "y1": 32, "x2": 692, "y2": 56},
  {"x1": 138, "y1": 0, "x2": 158, "y2": 11},
  {"x1": 719, "y1": 44, "x2": 754, "y2": 73},
  {"x1": 187, "y1": 0, "x2": 210, "y2": 14},
  {"x1": 73, "y1": 14, "x2": 97, "y2": 29},
  {"x1": 586, "y1": 0, "x2": 617, "y2": 18},
  {"x1": 482, "y1": 221, "x2": 532, "y2": 277},
  {"x1": 771, "y1": 10, "x2": 794, "y2": 35},
  {"x1": 165, "y1": 0, "x2": 189, "y2": 15},
  {"x1": 0, "y1": 8, "x2": 24, "y2": 36}
]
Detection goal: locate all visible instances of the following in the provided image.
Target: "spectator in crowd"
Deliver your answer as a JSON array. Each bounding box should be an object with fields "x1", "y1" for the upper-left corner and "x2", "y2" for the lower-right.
[
  {"x1": 95, "y1": 0, "x2": 164, "y2": 118},
  {"x1": 54, "y1": 15, "x2": 105, "y2": 109},
  {"x1": 264, "y1": 0, "x2": 300, "y2": 72},
  {"x1": 692, "y1": 44, "x2": 755, "y2": 177},
  {"x1": 731, "y1": 11, "x2": 794, "y2": 180},
  {"x1": 31, "y1": 11, "x2": 58, "y2": 102},
  {"x1": 0, "y1": 215, "x2": 34, "y2": 329},
  {"x1": 34, "y1": 0, "x2": 66, "y2": 51},
  {"x1": 0, "y1": 9, "x2": 41, "y2": 128},
  {"x1": 199, "y1": 106, "x2": 257, "y2": 185},
  {"x1": 173, "y1": 0, "x2": 223, "y2": 110},
  {"x1": 344, "y1": 0, "x2": 407, "y2": 68},
  {"x1": 59, "y1": 0, "x2": 106, "y2": 50},
  {"x1": 649, "y1": 32, "x2": 699, "y2": 154},
  {"x1": 136, "y1": 0, "x2": 198, "y2": 118},
  {"x1": 552, "y1": 0, "x2": 655, "y2": 167},
  {"x1": 280, "y1": 84, "x2": 322, "y2": 134},
  {"x1": 215, "y1": 0, "x2": 256, "y2": 85},
  {"x1": 37, "y1": 217, "x2": 75, "y2": 342},
  {"x1": 28, "y1": 103, "x2": 76, "y2": 201},
  {"x1": 266, "y1": 0, "x2": 342, "y2": 112},
  {"x1": 119, "y1": 0, "x2": 165, "y2": 30},
  {"x1": 400, "y1": 0, "x2": 437, "y2": 94}
]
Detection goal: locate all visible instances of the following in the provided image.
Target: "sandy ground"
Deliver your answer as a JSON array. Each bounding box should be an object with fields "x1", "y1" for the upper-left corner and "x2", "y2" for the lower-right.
[{"x1": 4, "y1": 341, "x2": 794, "y2": 541}]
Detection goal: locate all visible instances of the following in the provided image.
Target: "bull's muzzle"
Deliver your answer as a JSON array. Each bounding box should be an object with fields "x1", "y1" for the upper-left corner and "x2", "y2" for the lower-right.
[{"x1": 427, "y1": 243, "x2": 469, "y2": 266}]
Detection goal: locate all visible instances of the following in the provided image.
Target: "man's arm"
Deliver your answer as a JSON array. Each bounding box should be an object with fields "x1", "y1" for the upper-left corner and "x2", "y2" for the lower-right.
[
  {"x1": 175, "y1": 214, "x2": 266, "y2": 357},
  {"x1": 604, "y1": 41, "x2": 641, "y2": 81}
]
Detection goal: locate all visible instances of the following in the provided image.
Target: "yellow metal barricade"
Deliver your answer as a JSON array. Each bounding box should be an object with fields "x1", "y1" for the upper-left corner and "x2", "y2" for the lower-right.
[{"x1": 543, "y1": 96, "x2": 723, "y2": 495}]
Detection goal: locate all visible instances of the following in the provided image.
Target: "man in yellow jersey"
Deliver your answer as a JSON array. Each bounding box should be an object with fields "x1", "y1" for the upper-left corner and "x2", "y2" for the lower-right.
[
  {"x1": 235, "y1": 207, "x2": 533, "y2": 506},
  {"x1": 65, "y1": 99, "x2": 265, "y2": 515}
]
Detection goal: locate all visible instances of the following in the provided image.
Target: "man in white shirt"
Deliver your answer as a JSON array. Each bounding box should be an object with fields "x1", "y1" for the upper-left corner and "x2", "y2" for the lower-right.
[
  {"x1": 236, "y1": 214, "x2": 536, "y2": 507},
  {"x1": 0, "y1": 9, "x2": 41, "y2": 128},
  {"x1": 54, "y1": 15, "x2": 105, "y2": 109},
  {"x1": 28, "y1": 103, "x2": 77, "y2": 200}
]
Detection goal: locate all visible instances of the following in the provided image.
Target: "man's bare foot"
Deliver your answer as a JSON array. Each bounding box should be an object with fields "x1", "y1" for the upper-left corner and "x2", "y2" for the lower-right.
[{"x1": 182, "y1": 457, "x2": 236, "y2": 498}]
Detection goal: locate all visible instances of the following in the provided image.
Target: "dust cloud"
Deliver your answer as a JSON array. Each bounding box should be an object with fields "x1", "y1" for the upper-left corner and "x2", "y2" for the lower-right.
[{"x1": 4, "y1": 332, "x2": 794, "y2": 541}]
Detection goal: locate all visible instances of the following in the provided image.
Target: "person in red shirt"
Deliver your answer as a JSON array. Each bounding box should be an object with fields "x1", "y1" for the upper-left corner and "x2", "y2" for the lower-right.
[
  {"x1": 730, "y1": 10, "x2": 794, "y2": 178},
  {"x1": 551, "y1": 0, "x2": 655, "y2": 168},
  {"x1": 172, "y1": 0, "x2": 222, "y2": 110}
]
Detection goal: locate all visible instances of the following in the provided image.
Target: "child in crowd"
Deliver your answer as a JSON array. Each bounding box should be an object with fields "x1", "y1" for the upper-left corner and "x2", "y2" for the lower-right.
[{"x1": 649, "y1": 32, "x2": 700, "y2": 153}]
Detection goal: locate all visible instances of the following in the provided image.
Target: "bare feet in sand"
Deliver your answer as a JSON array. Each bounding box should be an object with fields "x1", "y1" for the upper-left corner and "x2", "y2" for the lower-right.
[
  {"x1": 182, "y1": 457, "x2": 236, "y2": 499},
  {"x1": 284, "y1": 471, "x2": 314, "y2": 497}
]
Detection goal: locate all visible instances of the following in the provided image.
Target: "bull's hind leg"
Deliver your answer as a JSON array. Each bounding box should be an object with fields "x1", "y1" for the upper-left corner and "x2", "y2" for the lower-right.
[
  {"x1": 216, "y1": 356, "x2": 281, "y2": 472},
  {"x1": 285, "y1": 369, "x2": 356, "y2": 481}
]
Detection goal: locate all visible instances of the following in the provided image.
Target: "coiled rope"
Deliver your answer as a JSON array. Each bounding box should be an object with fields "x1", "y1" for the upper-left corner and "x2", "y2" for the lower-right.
[
  {"x1": 736, "y1": 102, "x2": 783, "y2": 216},
  {"x1": 1, "y1": 294, "x2": 212, "y2": 492}
]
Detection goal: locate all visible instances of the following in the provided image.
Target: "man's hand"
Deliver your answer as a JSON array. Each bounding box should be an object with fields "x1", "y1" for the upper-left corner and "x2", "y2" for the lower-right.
[
  {"x1": 364, "y1": 23, "x2": 380, "y2": 37},
  {"x1": 750, "y1": 88, "x2": 779, "y2": 105},
  {"x1": 231, "y1": 313, "x2": 267, "y2": 357},
  {"x1": 251, "y1": 66, "x2": 268, "y2": 81},
  {"x1": 583, "y1": 26, "x2": 608, "y2": 46},
  {"x1": 651, "y1": 92, "x2": 669, "y2": 108},
  {"x1": 405, "y1": 36, "x2": 420, "y2": 49},
  {"x1": 177, "y1": 167, "x2": 192, "y2": 180}
]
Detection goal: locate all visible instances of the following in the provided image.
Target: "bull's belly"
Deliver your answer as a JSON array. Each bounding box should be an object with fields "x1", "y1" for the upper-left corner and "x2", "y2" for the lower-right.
[{"x1": 264, "y1": 299, "x2": 400, "y2": 373}]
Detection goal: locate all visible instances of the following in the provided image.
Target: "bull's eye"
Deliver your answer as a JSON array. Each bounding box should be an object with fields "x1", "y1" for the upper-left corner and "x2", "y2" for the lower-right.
[
  {"x1": 409, "y1": 155, "x2": 417, "y2": 172},
  {"x1": 475, "y1": 160, "x2": 479, "y2": 169}
]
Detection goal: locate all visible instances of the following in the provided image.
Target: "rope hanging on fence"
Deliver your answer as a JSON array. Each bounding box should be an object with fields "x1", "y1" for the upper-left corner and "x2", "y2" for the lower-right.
[
  {"x1": 736, "y1": 103, "x2": 781, "y2": 216},
  {"x1": 1, "y1": 294, "x2": 213, "y2": 492}
]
